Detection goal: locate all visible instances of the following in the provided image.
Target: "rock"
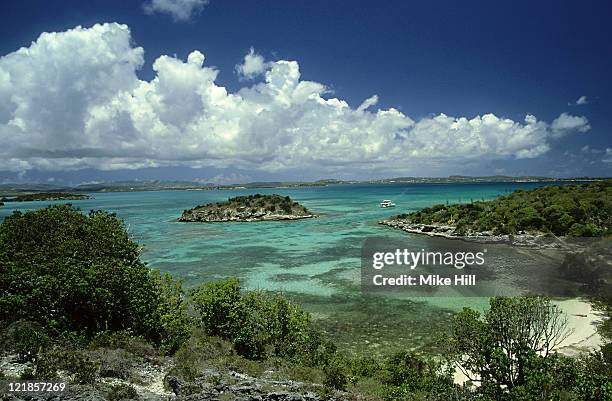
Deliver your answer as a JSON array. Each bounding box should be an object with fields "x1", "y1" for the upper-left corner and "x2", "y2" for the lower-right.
[
  {"x1": 229, "y1": 385, "x2": 256, "y2": 394},
  {"x1": 182, "y1": 392, "x2": 219, "y2": 401},
  {"x1": 72, "y1": 392, "x2": 108, "y2": 401},
  {"x1": 167, "y1": 376, "x2": 184, "y2": 395},
  {"x1": 379, "y1": 219, "x2": 568, "y2": 249},
  {"x1": 267, "y1": 392, "x2": 290, "y2": 400}
]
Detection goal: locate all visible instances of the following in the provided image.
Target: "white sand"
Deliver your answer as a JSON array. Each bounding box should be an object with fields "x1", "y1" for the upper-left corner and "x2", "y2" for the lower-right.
[{"x1": 554, "y1": 298, "x2": 605, "y2": 357}]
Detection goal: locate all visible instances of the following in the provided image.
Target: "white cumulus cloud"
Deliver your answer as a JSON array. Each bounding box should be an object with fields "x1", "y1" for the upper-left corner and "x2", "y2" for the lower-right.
[
  {"x1": 143, "y1": 0, "x2": 209, "y2": 21},
  {"x1": 0, "y1": 24, "x2": 593, "y2": 175},
  {"x1": 550, "y1": 113, "x2": 591, "y2": 138},
  {"x1": 235, "y1": 47, "x2": 269, "y2": 80}
]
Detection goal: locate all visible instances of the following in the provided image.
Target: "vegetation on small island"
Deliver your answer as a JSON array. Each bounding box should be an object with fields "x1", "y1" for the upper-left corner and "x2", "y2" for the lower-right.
[
  {"x1": 179, "y1": 194, "x2": 315, "y2": 222},
  {"x1": 0, "y1": 205, "x2": 610, "y2": 400},
  {"x1": 390, "y1": 181, "x2": 612, "y2": 237},
  {"x1": 0, "y1": 192, "x2": 93, "y2": 202}
]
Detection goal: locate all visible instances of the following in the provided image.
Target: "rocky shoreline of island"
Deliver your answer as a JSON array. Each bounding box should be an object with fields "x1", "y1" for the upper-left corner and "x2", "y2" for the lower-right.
[
  {"x1": 379, "y1": 220, "x2": 571, "y2": 248},
  {"x1": 179, "y1": 194, "x2": 317, "y2": 223}
]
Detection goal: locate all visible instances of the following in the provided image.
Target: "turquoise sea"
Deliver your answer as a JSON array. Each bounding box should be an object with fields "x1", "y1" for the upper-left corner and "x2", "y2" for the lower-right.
[{"x1": 0, "y1": 182, "x2": 569, "y2": 355}]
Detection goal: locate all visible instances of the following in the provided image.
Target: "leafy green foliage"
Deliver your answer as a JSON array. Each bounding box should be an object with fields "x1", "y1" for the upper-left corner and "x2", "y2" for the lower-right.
[
  {"x1": 107, "y1": 383, "x2": 138, "y2": 401},
  {"x1": 34, "y1": 347, "x2": 98, "y2": 384},
  {"x1": 0, "y1": 320, "x2": 49, "y2": 362},
  {"x1": 323, "y1": 355, "x2": 349, "y2": 390},
  {"x1": 445, "y1": 296, "x2": 611, "y2": 400},
  {"x1": 0, "y1": 205, "x2": 190, "y2": 352},
  {"x1": 191, "y1": 278, "x2": 333, "y2": 363},
  {"x1": 446, "y1": 297, "x2": 570, "y2": 389},
  {"x1": 89, "y1": 329, "x2": 158, "y2": 357},
  {"x1": 394, "y1": 181, "x2": 612, "y2": 235}
]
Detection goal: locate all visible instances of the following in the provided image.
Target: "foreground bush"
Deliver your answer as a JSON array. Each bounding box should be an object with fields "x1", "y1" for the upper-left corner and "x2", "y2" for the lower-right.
[
  {"x1": 191, "y1": 278, "x2": 334, "y2": 364},
  {"x1": 0, "y1": 205, "x2": 190, "y2": 352},
  {"x1": 446, "y1": 296, "x2": 611, "y2": 400},
  {"x1": 0, "y1": 320, "x2": 49, "y2": 362}
]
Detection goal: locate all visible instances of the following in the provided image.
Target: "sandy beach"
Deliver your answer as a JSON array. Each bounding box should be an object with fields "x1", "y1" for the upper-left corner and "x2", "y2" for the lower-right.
[{"x1": 555, "y1": 298, "x2": 605, "y2": 357}]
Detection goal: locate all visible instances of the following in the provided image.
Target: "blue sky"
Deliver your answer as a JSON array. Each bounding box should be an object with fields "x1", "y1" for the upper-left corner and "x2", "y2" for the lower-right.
[{"x1": 0, "y1": 0, "x2": 610, "y2": 184}]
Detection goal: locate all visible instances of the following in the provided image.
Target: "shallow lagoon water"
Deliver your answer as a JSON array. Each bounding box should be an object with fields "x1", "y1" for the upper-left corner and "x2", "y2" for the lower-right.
[{"x1": 0, "y1": 182, "x2": 570, "y2": 355}]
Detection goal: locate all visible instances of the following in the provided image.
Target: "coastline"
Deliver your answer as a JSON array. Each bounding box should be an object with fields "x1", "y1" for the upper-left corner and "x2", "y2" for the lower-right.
[
  {"x1": 177, "y1": 213, "x2": 317, "y2": 223},
  {"x1": 379, "y1": 220, "x2": 576, "y2": 249},
  {"x1": 555, "y1": 298, "x2": 605, "y2": 357}
]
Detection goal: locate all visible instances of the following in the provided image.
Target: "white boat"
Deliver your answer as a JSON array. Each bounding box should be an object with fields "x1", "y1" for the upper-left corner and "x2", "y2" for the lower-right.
[{"x1": 379, "y1": 200, "x2": 396, "y2": 208}]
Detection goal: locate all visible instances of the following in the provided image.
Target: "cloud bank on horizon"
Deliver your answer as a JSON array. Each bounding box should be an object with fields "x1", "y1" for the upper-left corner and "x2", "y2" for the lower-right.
[{"x1": 0, "y1": 23, "x2": 593, "y2": 175}]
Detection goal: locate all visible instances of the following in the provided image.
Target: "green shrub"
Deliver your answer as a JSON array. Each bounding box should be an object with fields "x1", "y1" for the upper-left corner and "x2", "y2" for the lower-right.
[
  {"x1": 0, "y1": 320, "x2": 49, "y2": 362},
  {"x1": 0, "y1": 205, "x2": 191, "y2": 351},
  {"x1": 89, "y1": 329, "x2": 157, "y2": 357},
  {"x1": 441, "y1": 296, "x2": 612, "y2": 400},
  {"x1": 382, "y1": 352, "x2": 427, "y2": 387},
  {"x1": 323, "y1": 356, "x2": 348, "y2": 390},
  {"x1": 191, "y1": 279, "x2": 331, "y2": 363},
  {"x1": 96, "y1": 348, "x2": 133, "y2": 380},
  {"x1": 149, "y1": 271, "x2": 193, "y2": 354},
  {"x1": 34, "y1": 347, "x2": 98, "y2": 384},
  {"x1": 170, "y1": 330, "x2": 235, "y2": 380},
  {"x1": 349, "y1": 356, "x2": 381, "y2": 379},
  {"x1": 107, "y1": 383, "x2": 138, "y2": 401},
  {"x1": 191, "y1": 278, "x2": 242, "y2": 338},
  {"x1": 19, "y1": 368, "x2": 35, "y2": 380}
]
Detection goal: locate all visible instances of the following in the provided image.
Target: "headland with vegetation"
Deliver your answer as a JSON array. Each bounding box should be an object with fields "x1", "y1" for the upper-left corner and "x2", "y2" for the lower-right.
[{"x1": 381, "y1": 181, "x2": 611, "y2": 247}]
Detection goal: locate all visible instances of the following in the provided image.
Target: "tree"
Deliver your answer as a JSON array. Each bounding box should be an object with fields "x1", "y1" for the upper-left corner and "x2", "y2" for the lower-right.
[
  {"x1": 0, "y1": 205, "x2": 190, "y2": 352},
  {"x1": 445, "y1": 297, "x2": 572, "y2": 391}
]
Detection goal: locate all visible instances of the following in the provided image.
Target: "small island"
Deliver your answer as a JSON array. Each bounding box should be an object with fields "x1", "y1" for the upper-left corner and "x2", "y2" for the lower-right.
[
  {"x1": 381, "y1": 181, "x2": 611, "y2": 246},
  {"x1": 0, "y1": 192, "x2": 93, "y2": 202},
  {"x1": 179, "y1": 194, "x2": 317, "y2": 222}
]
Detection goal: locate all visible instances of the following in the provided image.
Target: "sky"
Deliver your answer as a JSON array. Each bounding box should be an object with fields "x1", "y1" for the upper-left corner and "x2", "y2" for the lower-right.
[{"x1": 0, "y1": 0, "x2": 610, "y2": 185}]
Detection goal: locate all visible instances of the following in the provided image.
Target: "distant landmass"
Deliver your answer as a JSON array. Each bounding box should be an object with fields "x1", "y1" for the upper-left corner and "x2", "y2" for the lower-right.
[
  {"x1": 0, "y1": 176, "x2": 608, "y2": 196},
  {"x1": 0, "y1": 192, "x2": 93, "y2": 202}
]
